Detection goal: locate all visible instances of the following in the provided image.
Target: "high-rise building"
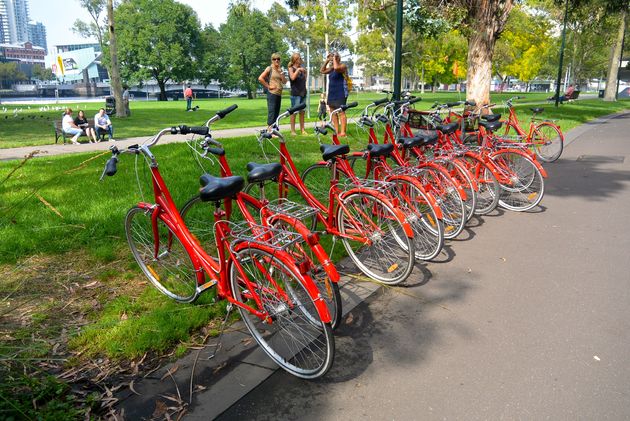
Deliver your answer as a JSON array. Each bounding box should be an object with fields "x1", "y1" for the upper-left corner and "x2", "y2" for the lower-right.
[
  {"x1": 0, "y1": 0, "x2": 30, "y2": 44},
  {"x1": 28, "y1": 21, "x2": 45, "y2": 50}
]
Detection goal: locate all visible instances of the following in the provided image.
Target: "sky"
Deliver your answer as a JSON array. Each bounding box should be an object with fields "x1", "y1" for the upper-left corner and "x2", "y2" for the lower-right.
[{"x1": 28, "y1": 0, "x2": 278, "y2": 54}]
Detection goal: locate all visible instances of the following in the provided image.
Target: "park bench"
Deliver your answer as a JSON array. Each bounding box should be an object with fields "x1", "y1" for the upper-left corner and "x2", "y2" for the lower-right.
[
  {"x1": 53, "y1": 119, "x2": 100, "y2": 144},
  {"x1": 547, "y1": 90, "x2": 580, "y2": 103}
]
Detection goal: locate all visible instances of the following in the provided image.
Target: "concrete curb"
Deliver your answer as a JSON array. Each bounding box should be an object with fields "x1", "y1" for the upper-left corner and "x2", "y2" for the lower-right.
[{"x1": 116, "y1": 264, "x2": 386, "y2": 419}]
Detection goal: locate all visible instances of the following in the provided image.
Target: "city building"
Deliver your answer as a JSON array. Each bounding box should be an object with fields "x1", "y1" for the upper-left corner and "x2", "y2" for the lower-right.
[
  {"x1": 0, "y1": 40, "x2": 44, "y2": 65},
  {"x1": 0, "y1": 0, "x2": 32, "y2": 44},
  {"x1": 54, "y1": 43, "x2": 102, "y2": 54},
  {"x1": 27, "y1": 20, "x2": 45, "y2": 50}
]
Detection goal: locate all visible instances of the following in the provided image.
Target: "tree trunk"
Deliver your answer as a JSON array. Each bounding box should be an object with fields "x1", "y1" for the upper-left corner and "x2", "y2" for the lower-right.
[
  {"x1": 604, "y1": 9, "x2": 627, "y2": 101},
  {"x1": 107, "y1": 0, "x2": 128, "y2": 117},
  {"x1": 157, "y1": 79, "x2": 168, "y2": 101},
  {"x1": 465, "y1": 0, "x2": 514, "y2": 107}
]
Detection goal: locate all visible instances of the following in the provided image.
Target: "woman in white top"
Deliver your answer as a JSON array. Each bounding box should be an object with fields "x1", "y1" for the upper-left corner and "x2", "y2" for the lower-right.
[{"x1": 62, "y1": 108, "x2": 83, "y2": 145}]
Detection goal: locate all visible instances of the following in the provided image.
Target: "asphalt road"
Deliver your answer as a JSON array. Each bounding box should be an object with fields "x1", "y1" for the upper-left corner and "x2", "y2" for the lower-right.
[{"x1": 214, "y1": 113, "x2": 630, "y2": 420}]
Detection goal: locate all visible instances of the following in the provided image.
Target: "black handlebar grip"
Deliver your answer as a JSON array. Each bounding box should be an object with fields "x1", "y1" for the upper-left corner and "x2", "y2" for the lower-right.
[
  {"x1": 360, "y1": 117, "x2": 375, "y2": 127},
  {"x1": 216, "y1": 104, "x2": 238, "y2": 119},
  {"x1": 260, "y1": 131, "x2": 273, "y2": 139},
  {"x1": 373, "y1": 98, "x2": 389, "y2": 106},
  {"x1": 314, "y1": 126, "x2": 328, "y2": 135},
  {"x1": 179, "y1": 125, "x2": 209, "y2": 136},
  {"x1": 341, "y1": 101, "x2": 358, "y2": 111},
  {"x1": 409, "y1": 97, "x2": 422, "y2": 104},
  {"x1": 287, "y1": 103, "x2": 307, "y2": 114},
  {"x1": 465, "y1": 100, "x2": 477, "y2": 106},
  {"x1": 104, "y1": 156, "x2": 118, "y2": 177},
  {"x1": 446, "y1": 101, "x2": 461, "y2": 108}
]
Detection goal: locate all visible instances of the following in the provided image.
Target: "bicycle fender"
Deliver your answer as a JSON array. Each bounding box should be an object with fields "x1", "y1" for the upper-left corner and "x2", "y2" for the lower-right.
[{"x1": 463, "y1": 151, "x2": 503, "y2": 181}]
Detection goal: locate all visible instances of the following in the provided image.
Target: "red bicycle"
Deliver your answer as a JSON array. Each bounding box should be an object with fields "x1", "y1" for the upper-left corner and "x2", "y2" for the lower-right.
[
  {"x1": 100, "y1": 107, "x2": 334, "y2": 379},
  {"x1": 244, "y1": 104, "x2": 417, "y2": 285},
  {"x1": 179, "y1": 105, "x2": 343, "y2": 329}
]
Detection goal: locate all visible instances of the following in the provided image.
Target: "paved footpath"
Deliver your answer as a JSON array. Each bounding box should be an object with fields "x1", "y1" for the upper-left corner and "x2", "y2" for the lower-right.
[{"x1": 203, "y1": 112, "x2": 629, "y2": 420}]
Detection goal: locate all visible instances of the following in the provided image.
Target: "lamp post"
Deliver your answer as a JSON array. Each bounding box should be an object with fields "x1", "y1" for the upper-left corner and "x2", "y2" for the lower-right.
[
  {"x1": 305, "y1": 37, "x2": 311, "y2": 119},
  {"x1": 554, "y1": 0, "x2": 569, "y2": 107}
]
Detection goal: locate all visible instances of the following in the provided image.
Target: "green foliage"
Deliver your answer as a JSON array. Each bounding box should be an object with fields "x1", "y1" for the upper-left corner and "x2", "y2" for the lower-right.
[
  {"x1": 31, "y1": 66, "x2": 55, "y2": 82},
  {"x1": 72, "y1": 0, "x2": 107, "y2": 47},
  {"x1": 0, "y1": 371, "x2": 83, "y2": 420},
  {"x1": 114, "y1": 0, "x2": 203, "y2": 100},
  {"x1": 198, "y1": 25, "x2": 226, "y2": 86},
  {"x1": 272, "y1": 0, "x2": 354, "y2": 56},
  {"x1": 0, "y1": 62, "x2": 26, "y2": 89},
  {"x1": 494, "y1": 5, "x2": 553, "y2": 83},
  {"x1": 220, "y1": 1, "x2": 286, "y2": 98},
  {"x1": 404, "y1": 0, "x2": 452, "y2": 37}
]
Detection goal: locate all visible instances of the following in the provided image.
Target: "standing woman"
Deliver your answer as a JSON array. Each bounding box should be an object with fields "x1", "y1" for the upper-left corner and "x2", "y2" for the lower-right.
[
  {"x1": 288, "y1": 52, "x2": 308, "y2": 135},
  {"x1": 258, "y1": 53, "x2": 287, "y2": 131},
  {"x1": 321, "y1": 52, "x2": 348, "y2": 137}
]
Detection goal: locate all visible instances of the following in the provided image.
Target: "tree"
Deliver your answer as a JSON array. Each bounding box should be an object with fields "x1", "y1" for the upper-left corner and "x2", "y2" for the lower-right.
[
  {"x1": 107, "y1": 0, "x2": 127, "y2": 116},
  {"x1": 220, "y1": 1, "x2": 286, "y2": 99},
  {"x1": 198, "y1": 25, "x2": 226, "y2": 88},
  {"x1": 463, "y1": 0, "x2": 515, "y2": 105},
  {"x1": 0, "y1": 63, "x2": 26, "y2": 89},
  {"x1": 604, "y1": 3, "x2": 628, "y2": 100},
  {"x1": 493, "y1": 5, "x2": 553, "y2": 90},
  {"x1": 72, "y1": 0, "x2": 106, "y2": 49},
  {"x1": 114, "y1": 0, "x2": 203, "y2": 101},
  {"x1": 31, "y1": 66, "x2": 55, "y2": 82}
]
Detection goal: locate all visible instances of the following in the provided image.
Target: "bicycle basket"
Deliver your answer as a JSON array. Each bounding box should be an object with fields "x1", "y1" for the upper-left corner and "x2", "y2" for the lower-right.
[{"x1": 407, "y1": 110, "x2": 433, "y2": 130}]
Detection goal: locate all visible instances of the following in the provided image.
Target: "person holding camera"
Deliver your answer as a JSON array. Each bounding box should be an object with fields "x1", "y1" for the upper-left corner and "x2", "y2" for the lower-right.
[
  {"x1": 288, "y1": 52, "x2": 308, "y2": 135},
  {"x1": 321, "y1": 52, "x2": 348, "y2": 137},
  {"x1": 258, "y1": 53, "x2": 288, "y2": 132}
]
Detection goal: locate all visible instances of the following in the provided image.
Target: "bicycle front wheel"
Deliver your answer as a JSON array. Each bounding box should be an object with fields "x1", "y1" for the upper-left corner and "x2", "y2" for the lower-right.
[
  {"x1": 491, "y1": 151, "x2": 545, "y2": 212},
  {"x1": 126, "y1": 206, "x2": 199, "y2": 303},
  {"x1": 336, "y1": 191, "x2": 415, "y2": 285},
  {"x1": 229, "y1": 247, "x2": 335, "y2": 379},
  {"x1": 462, "y1": 153, "x2": 500, "y2": 215},
  {"x1": 533, "y1": 122, "x2": 563, "y2": 163}
]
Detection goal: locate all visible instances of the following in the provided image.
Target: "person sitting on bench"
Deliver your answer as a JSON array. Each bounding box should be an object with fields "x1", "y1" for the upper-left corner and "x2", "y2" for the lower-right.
[
  {"x1": 94, "y1": 108, "x2": 115, "y2": 142},
  {"x1": 548, "y1": 84, "x2": 576, "y2": 103},
  {"x1": 62, "y1": 108, "x2": 83, "y2": 145}
]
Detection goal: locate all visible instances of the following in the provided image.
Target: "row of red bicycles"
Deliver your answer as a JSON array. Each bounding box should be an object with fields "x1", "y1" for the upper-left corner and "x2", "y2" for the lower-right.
[{"x1": 100, "y1": 95, "x2": 563, "y2": 379}]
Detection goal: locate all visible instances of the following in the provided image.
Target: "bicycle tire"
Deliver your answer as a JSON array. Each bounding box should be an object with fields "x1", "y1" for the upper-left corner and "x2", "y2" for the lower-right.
[
  {"x1": 126, "y1": 206, "x2": 199, "y2": 303},
  {"x1": 533, "y1": 121, "x2": 563, "y2": 163},
  {"x1": 461, "y1": 153, "x2": 500, "y2": 215},
  {"x1": 229, "y1": 246, "x2": 335, "y2": 379},
  {"x1": 336, "y1": 191, "x2": 415, "y2": 285},
  {"x1": 436, "y1": 158, "x2": 477, "y2": 222},
  {"x1": 415, "y1": 165, "x2": 466, "y2": 239},
  {"x1": 181, "y1": 194, "x2": 343, "y2": 330},
  {"x1": 491, "y1": 151, "x2": 545, "y2": 211},
  {"x1": 345, "y1": 155, "x2": 444, "y2": 259}
]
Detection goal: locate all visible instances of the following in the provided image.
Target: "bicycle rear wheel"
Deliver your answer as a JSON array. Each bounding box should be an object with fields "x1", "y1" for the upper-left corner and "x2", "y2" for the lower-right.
[
  {"x1": 392, "y1": 178, "x2": 444, "y2": 261},
  {"x1": 415, "y1": 166, "x2": 466, "y2": 239},
  {"x1": 229, "y1": 247, "x2": 335, "y2": 379},
  {"x1": 533, "y1": 122, "x2": 563, "y2": 163},
  {"x1": 461, "y1": 153, "x2": 500, "y2": 215},
  {"x1": 336, "y1": 191, "x2": 415, "y2": 285},
  {"x1": 126, "y1": 206, "x2": 199, "y2": 303},
  {"x1": 491, "y1": 151, "x2": 545, "y2": 211}
]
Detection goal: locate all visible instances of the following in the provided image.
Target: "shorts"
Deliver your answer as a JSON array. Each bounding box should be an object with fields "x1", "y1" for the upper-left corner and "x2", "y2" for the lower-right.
[
  {"x1": 327, "y1": 96, "x2": 347, "y2": 111},
  {"x1": 290, "y1": 95, "x2": 306, "y2": 108}
]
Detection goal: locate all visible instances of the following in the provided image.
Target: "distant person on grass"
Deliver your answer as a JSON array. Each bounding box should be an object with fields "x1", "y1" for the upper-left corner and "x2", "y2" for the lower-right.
[
  {"x1": 62, "y1": 108, "x2": 83, "y2": 145},
  {"x1": 258, "y1": 52, "x2": 288, "y2": 132},
  {"x1": 184, "y1": 85, "x2": 198, "y2": 111},
  {"x1": 94, "y1": 108, "x2": 115, "y2": 142},
  {"x1": 288, "y1": 52, "x2": 308, "y2": 135},
  {"x1": 317, "y1": 93, "x2": 327, "y2": 126},
  {"x1": 74, "y1": 110, "x2": 98, "y2": 143}
]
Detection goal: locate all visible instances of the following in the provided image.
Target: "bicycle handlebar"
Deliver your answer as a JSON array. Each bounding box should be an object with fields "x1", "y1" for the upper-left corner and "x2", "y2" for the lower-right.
[
  {"x1": 373, "y1": 97, "x2": 389, "y2": 106},
  {"x1": 287, "y1": 103, "x2": 307, "y2": 115},
  {"x1": 178, "y1": 125, "x2": 210, "y2": 136},
  {"x1": 216, "y1": 104, "x2": 238, "y2": 119}
]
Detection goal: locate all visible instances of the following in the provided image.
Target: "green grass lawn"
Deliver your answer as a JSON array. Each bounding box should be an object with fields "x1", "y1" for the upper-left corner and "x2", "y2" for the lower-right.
[
  {"x1": 1, "y1": 95, "x2": 629, "y2": 418},
  {"x1": 0, "y1": 91, "x2": 555, "y2": 149}
]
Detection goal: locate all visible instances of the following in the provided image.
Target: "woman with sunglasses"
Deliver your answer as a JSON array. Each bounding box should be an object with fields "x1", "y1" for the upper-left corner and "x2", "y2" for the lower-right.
[{"x1": 258, "y1": 53, "x2": 288, "y2": 132}]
